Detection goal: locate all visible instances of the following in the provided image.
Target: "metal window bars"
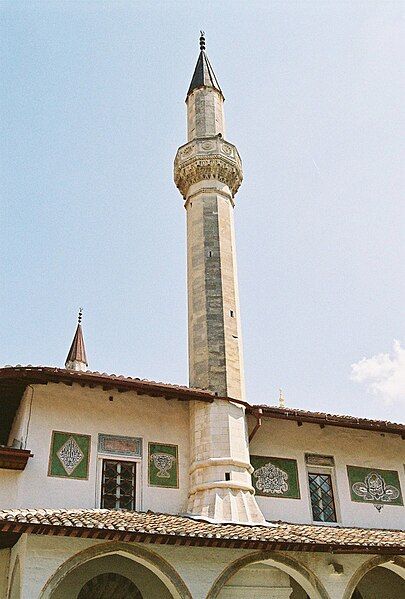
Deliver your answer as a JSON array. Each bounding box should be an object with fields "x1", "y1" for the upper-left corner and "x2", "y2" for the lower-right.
[
  {"x1": 308, "y1": 472, "x2": 337, "y2": 522},
  {"x1": 101, "y1": 459, "x2": 136, "y2": 510}
]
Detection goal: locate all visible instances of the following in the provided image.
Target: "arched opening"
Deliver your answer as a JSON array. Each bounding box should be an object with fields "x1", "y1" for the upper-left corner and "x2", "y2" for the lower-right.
[
  {"x1": 77, "y1": 572, "x2": 142, "y2": 599},
  {"x1": 216, "y1": 561, "x2": 309, "y2": 598},
  {"x1": 207, "y1": 552, "x2": 329, "y2": 599},
  {"x1": 39, "y1": 542, "x2": 192, "y2": 599},
  {"x1": 350, "y1": 565, "x2": 405, "y2": 599},
  {"x1": 50, "y1": 554, "x2": 172, "y2": 599}
]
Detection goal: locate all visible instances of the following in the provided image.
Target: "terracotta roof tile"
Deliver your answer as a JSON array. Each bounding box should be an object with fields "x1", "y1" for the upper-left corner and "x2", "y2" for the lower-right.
[{"x1": 0, "y1": 509, "x2": 403, "y2": 554}]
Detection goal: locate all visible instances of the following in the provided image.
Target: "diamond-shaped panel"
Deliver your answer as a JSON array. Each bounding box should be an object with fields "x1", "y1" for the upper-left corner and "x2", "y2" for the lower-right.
[{"x1": 57, "y1": 436, "x2": 84, "y2": 475}]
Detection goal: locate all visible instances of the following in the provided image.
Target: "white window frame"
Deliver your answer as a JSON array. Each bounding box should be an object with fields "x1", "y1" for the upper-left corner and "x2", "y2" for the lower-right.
[
  {"x1": 95, "y1": 453, "x2": 142, "y2": 511},
  {"x1": 306, "y1": 464, "x2": 341, "y2": 525}
]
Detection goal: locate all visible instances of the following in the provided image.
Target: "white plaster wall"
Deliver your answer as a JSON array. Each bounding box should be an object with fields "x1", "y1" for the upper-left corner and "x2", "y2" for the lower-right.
[
  {"x1": 0, "y1": 548, "x2": 10, "y2": 599},
  {"x1": 20, "y1": 536, "x2": 246, "y2": 599},
  {"x1": 286, "y1": 550, "x2": 371, "y2": 599},
  {"x1": 249, "y1": 417, "x2": 405, "y2": 529},
  {"x1": 21, "y1": 535, "x2": 96, "y2": 599},
  {"x1": 0, "y1": 383, "x2": 190, "y2": 514},
  {"x1": 16, "y1": 535, "x2": 393, "y2": 599},
  {"x1": 217, "y1": 563, "x2": 292, "y2": 598},
  {"x1": 0, "y1": 471, "x2": 20, "y2": 509}
]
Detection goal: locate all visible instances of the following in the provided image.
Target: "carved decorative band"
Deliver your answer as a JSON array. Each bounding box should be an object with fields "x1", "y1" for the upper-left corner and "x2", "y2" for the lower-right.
[
  {"x1": 185, "y1": 187, "x2": 234, "y2": 207},
  {"x1": 174, "y1": 156, "x2": 243, "y2": 198},
  {"x1": 188, "y1": 480, "x2": 255, "y2": 495},
  {"x1": 189, "y1": 457, "x2": 254, "y2": 475}
]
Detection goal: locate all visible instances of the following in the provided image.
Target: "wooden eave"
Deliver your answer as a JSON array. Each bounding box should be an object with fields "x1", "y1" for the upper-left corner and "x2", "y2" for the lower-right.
[
  {"x1": 0, "y1": 447, "x2": 33, "y2": 471},
  {"x1": 0, "y1": 367, "x2": 215, "y2": 402},
  {"x1": 251, "y1": 406, "x2": 405, "y2": 438},
  {"x1": 1, "y1": 367, "x2": 403, "y2": 438},
  {"x1": 0, "y1": 520, "x2": 402, "y2": 555}
]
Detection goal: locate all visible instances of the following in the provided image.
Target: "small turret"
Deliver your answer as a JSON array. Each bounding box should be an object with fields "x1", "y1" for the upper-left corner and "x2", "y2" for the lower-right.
[
  {"x1": 65, "y1": 309, "x2": 88, "y2": 372},
  {"x1": 186, "y1": 32, "x2": 225, "y2": 141}
]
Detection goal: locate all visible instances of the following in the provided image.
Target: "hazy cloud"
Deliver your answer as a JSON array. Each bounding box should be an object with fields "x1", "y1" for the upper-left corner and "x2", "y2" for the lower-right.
[{"x1": 351, "y1": 341, "x2": 405, "y2": 407}]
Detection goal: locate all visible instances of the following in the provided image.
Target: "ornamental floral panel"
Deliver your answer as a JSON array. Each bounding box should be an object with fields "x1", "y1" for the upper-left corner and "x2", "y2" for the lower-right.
[
  {"x1": 48, "y1": 431, "x2": 91, "y2": 479},
  {"x1": 347, "y1": 466, "x2": 403, "y2": 506},
  {"x1": 98, "y1": 434, "x2": 142, "y2": 458},
  {"x1": 251, "y1": 455, "x2": 300, "y2": 499},
  {"x1": 148, "y1": 442, "x2": 178, "y2": 488}
]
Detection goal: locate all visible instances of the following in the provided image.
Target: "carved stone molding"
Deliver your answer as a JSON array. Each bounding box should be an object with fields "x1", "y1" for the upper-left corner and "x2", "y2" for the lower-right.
[
  {"x1": 185, "y1": 187, "x2": 234, "y2": 208},
  {"x1": 174, "y1": 136, "x2": 243, "y2": 198}
]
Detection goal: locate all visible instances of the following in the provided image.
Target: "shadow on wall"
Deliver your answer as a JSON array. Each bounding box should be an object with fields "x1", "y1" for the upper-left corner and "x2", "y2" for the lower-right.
[
  {"x1": 352, "y1": 566, "x2": 405, "y2": 599},
  {"x1": 290, "y1": 575, "x2": 310, "y2": 599}
]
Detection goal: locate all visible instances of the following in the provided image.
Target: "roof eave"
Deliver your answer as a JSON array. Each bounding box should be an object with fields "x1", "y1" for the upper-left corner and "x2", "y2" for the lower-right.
[{"x1": 0, "y1": 520, "x2": 402, "y2": 555}]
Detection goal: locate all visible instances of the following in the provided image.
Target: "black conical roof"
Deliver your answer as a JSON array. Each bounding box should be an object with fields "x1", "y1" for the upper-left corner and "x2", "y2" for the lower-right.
[{"x1": 187, "y1": 50, "x2": 223, "y2": 98}]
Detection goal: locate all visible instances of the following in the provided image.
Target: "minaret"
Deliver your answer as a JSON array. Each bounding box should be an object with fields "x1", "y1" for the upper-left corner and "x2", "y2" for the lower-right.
[
  {"x1": 65, "y1": 309, "x2": 88, "y2": 372},
  {"x1": 174, "y1": 34, "x2": 264, "y2": 523},
  {"x1": 174, "y1": 32, "x2": 245, "y2": 400}
]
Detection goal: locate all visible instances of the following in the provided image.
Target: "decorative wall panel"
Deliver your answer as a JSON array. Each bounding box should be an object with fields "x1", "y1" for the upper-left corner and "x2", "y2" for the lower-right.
[
  {"x1": 347, "y1": 465, "x2": 403, "y2": 506},
  {"x1": 251, "y1": 455, "x2": 300, "y2": 499},
  {"x1": 148, "y1": 442, "x2": 178, "y2": 488},
  {"x1": 98, "y1": 434, "x2": 142, "y2": 458},
  {"x1": 48, "y1": 431, "x2": 90, "y2": 479}
]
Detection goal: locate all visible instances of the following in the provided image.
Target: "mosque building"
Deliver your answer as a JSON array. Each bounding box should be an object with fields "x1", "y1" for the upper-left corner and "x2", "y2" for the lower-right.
[{"x1": 0, "y1": 33, "x2": 404, "y2": 599}]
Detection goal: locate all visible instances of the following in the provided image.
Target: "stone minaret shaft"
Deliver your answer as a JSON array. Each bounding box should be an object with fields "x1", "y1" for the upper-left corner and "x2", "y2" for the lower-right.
[
  {"x1": 174, "y1": 35, "x2": 264, "y2": 524},
  {"x1": 175, "y1": 36, "x2": 245, "y2": 401}
]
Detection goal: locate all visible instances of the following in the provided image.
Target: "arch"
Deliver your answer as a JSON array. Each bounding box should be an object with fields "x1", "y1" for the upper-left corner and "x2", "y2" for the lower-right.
[
  {"x1": 7, "y1": 556, "x2": 20, "y2": 599},
  {"x1": 77, "y1": 572, "x2": 143, "y2": 599},
  {"x1": 342, "y1": 555, "x2": 405, "y2": 599},
  {"x1": 39, "y1": 541, "x2": 192, "y2": 599},
  {"x1": 206, "y1": 550, "x2": 330, "y2": 599}
]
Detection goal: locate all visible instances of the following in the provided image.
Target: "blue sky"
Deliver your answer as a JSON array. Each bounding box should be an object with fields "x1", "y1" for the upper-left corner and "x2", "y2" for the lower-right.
[{"x1": 1, "y1": 1, "x2": 404, "y2": 422}]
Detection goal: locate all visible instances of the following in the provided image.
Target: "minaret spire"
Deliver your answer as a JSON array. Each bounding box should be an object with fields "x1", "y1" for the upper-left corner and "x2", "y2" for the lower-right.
[
  {"x1": 187, "y1": 31, "x2": 222, "y2": 99},
  {"x1": 174, "y1": 37, "x2": 264, "y2": 524},
  {"x1": 65, "y1": 308, "x2": 88, "y2": 372}
]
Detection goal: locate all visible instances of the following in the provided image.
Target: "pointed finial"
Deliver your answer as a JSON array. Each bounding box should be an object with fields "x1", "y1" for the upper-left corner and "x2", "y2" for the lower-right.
[
  {"x1": 279, "y1": 388, "x2": 285, "y2": 408},
  {"x1": 65, "y1": 308, "x2": 88, "y2": 371},
  {"x1": 199, "y1": 30, "x2": 206, "y2": 51}
]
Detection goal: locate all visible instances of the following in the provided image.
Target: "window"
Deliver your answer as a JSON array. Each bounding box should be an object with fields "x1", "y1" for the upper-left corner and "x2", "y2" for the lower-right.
[
  {"x1": 229, "y1": 310, "x2": 234, "y2": 317},
  {"x1": 101, "y1": 459, "x2": 136, "y2": 510},
  {"x1": 308, "y1": 472, "x2": 337, "y2": 522}
]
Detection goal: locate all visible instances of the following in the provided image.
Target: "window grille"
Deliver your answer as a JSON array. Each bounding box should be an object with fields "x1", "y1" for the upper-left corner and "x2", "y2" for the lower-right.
[
  {"x1": 308, "y1": 472, "x2": 337, "y2": 522},
  {"x1": 101, "y1": 459, "x2": 136, "y2": 510}
]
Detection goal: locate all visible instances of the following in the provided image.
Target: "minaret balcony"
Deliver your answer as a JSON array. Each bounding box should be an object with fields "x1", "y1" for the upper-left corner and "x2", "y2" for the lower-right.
[{"x1": 174, "y1": 135, "x2": 243, "y2": 199}]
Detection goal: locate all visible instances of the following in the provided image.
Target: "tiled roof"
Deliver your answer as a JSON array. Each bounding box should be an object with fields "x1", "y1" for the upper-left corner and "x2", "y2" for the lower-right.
[
  {"x1": 0, "y1": 366, "x2": 215, "y2": 402},
  {"x1": 253, "y1": 405, "x2": 405, "y2": 435},
  {"x1": 0, "y1": 366, "x2": 404, "y2": 435},
  {"x1": 0, "y1": 509, "x2": 403, "y2": 554}
]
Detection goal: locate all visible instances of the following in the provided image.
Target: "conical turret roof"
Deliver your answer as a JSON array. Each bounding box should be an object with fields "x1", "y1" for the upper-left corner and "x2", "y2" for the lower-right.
[
  {"x1": 65, "y1": 310, "x2": 88, "y2": 370},
  {"x1": 187, "y1": 32, "x2": 223, "y2": 98}
]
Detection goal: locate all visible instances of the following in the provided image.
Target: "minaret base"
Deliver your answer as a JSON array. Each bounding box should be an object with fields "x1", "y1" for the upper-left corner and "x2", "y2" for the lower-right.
[
  {"x1": 187, "y1": 486, "x2": 265, "y2": 524},
  {"x1": 186, "y1": 400, "x2": 265, "y2": 525}
]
